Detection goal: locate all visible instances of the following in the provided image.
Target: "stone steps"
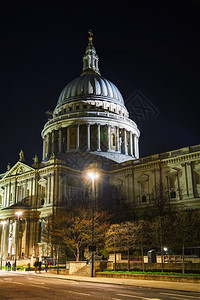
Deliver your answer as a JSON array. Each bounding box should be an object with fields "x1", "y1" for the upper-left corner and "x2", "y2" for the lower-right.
[{"x1": 72, "y1": 265, "x2": 91, "y2": 276}]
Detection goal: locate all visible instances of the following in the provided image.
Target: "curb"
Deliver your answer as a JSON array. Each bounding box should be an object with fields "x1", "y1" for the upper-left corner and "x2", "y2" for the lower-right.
[{"x1": 30, "y1": 272, "x2": 200, "y2": 293}]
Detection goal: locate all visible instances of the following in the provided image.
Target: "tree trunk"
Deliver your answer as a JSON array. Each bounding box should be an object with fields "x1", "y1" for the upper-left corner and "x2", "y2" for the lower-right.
[
  {"x1": 141, "y1": 244, "x2": 145, "y2": 272},
  {"x1": 160, "y1": 218, "x2": 164, "y2": 272},
  {"x1": 114, "y1": 251, "x2": 116, "y2": 271},
  {"x1": 57, "y1": 247, "x2": 59, "y2": 274},
  {"x1": 76, "y1": 246, "x2": 80, "y2": 262},
  {"x1": 182, "y1": 240, "x2": 185, "y2": 274},
  {"x1": 128, "y1": 248, "x2": 130, "y2": 271}
]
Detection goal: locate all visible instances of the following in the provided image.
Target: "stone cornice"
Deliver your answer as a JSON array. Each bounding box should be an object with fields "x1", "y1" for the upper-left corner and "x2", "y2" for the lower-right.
[
  {"x1": 109, "y1": 148, "x2": 200, "y2": 174},
  {"x1": 42, "y1": 112, "x2": 139, "y2": 137}
]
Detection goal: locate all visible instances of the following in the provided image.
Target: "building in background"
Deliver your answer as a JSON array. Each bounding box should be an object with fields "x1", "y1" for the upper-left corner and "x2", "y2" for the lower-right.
[{"x1": 0, "y1": 34, "x2": 200, "y2": 265}]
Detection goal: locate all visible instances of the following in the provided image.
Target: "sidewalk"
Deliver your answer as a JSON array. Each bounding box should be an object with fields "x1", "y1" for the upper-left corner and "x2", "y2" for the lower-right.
[{"x1": 29, "y1": 271, "x2": 200, "y2": 293}]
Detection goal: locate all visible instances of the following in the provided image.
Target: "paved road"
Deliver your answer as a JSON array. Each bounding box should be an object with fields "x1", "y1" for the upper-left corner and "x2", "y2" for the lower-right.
[{"x1": 0, "y1": 272, "x2": 200, "y2": 300}]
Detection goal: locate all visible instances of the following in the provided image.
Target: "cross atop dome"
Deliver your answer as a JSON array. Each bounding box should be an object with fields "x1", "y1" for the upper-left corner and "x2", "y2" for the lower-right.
[
  {"x1": 88, "y1": 29, "x2": 93, "y2": 45},
  {"x1": 81, "y1": 30, "x2": 100, "y2": 76}
]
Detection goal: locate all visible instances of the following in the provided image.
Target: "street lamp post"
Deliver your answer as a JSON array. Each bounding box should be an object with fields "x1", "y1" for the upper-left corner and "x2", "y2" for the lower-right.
[
  {"x1": 0, "y1": 221, "x2": 7, "y2": 270},
  {"x1": 88, "y1": 171, "x2": 98, "y2": 278},
  {"x1": 15, "y1": 211, "x2": 22, "y2": 270}
]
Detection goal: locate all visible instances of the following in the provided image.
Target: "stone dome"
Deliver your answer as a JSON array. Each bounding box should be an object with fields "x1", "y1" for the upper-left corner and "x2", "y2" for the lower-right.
[
  {"x1": 56, "y1": 73, "x2": 125, "y2": 109},
  {"x1": 42, "y1": 33, "x2": 140, "y2": 166}
]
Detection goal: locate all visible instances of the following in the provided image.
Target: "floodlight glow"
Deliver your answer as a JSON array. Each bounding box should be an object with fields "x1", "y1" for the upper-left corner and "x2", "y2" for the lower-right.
[
  {"x1": 15, "y1": 211, "x2": 23, "y2": 217},
  {"x1": 163, "y1": 247, "x2": 168, "y2": 252},
  {"x1": 88, "y1": 172, "x2": 98, "y2": 179},
  {"x1": 0, "y1": 221, "x2": 6, "y2": 225}
]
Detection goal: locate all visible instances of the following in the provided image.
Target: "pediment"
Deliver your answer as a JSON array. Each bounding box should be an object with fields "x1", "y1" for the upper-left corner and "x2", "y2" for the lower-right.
[
  {"x1": 138, "y1": 173, "x2": 149, "y2": 182},
  {"x1": 1, "y1": 161, "x2": 35, "y2": 179},
  {"x1": 166, "y1": 167, "x2": 181, "y2": 176},
  {"x1": 38, "y1": 177, "x2": 47, "y2": 186}
]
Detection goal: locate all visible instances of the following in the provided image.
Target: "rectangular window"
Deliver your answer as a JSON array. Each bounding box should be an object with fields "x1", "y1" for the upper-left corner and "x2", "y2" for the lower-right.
[{"x1": 142, "y1": 195, "x2": 146, "y2": 203}]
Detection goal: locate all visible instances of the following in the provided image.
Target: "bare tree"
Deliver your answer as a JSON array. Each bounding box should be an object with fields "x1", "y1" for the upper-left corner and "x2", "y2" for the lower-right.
[
  {"x1": 105, "y1": 224, "x2": 122, "y2": 270},
  {"x1": 43, "y1": 207, "x2": 110, "y2": 261},
  {"x1": 118, "y1": 222, "x2": 137, "y2": 271},
  {"x1": 150, "y1": 182, "x2": 170, "y2": 272},
  {"x1": 172, "y1": 209, "x2": 200, "y2": 274},
  {"x1": 135, "y1": 219, "x2": 156, "y2": 272}
]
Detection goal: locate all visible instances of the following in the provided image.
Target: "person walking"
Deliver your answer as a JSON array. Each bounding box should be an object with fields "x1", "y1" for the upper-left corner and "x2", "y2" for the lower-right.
[
  {"x1": 44, "y1": 260, "x2": 48, "y2": 272},
  {"x1": 12, "y1": 261, "x2": 16, "y2": 271},
  {"x1": 34, "y1": 259, "x2": 39, "y2": 273},
  {"x1": 7, "y1": 261, "x2": 11, "y2": 271},
  {"x1": 38, "y1": 261, "x2": 42, "y2": 273}
]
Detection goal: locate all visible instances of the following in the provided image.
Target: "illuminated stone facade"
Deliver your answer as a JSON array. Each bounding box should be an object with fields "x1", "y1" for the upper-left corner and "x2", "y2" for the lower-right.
[{"x1": 0, "y1": 36, "x2": 200, "y2": 265}]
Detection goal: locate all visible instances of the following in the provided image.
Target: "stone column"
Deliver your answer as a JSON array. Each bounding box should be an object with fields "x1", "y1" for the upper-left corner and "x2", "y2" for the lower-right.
[
  {"x1": 7, "y1": 184, "x2": 11, "y2": 206},
  {"x1": 47, "y1": 134, "x2": 50, "y2": 157},
  {"x1": 67, "y1": 127, "x2": 70, "y2": 151},
  {"x1": 186, "y1": 162, "x2": 194, "y2": 197},
  {"x1": 4, "y1": 223, "x2": 9, "y2": 259},
  {"x1": 77, "y1": 125, "x2": 80, "y2": 150},
  {"x1": 50, "y1": 173, "x2": 54, "y2": 204},
  {"x1": 2, "y1": 186, "x2": 5, "y2": 207},
  {"x1": 25, "y1": 219, "x2": 29, "y2": 257},
  {"x1": 9, "y1": 182, "x2": 11, "y2": 205},
  {"x1": 42, "y1": 136, "x2": 46, "y2": 160},
  {"x1": 23, "y1": 219, "x2": 27, "y2": 257},
  {"x1": 29, "y1": 219, "x2": 35, "y2": 257},
  {"x1": 124, "y1": 129, "x2": 127, "y2": 155},
  {"x1": 58, "y1": 128, "x2": 62, "y2": 153},
  {"x1": 137, "y1": 137, "x2": 139, "y2": 158},
  {"x1": 97, "y1": 124, "x2": 101, "y2": 151},
  {"x1": 107, "y1": 125, "x2": 111, "y2": 151},
  {"x1": 46, "y1": 175, "x2": 49, "y2": 204},
  {"x1": 181, "y1": 163, "x2": 188, "y2": 197},
  {"x1": 5, "y1": 185, "x2": 8, "y2": 207},
  {"x1": 134, "y1": 135, "x2": 139, "y2": 158},
  {"x1": 176, "y1": 169, "x2": 181, "y2": 200},
  {"x1": 8, "y1": 220, "x2": 12, "y2": 257},
  {"x1": 87, "y1": 124, "x2": 91, "y2": 151},
  {"x1": 133, "y1": 134, "x2": 137, "y2": 157},
  {"x1": 52, "y1": 131, "x2": 55, "y2": 154},
  {"x1": 129, "y1": 132, "x2": 133, "y2": 156},
  {"x1": 116, "y1": 127, "x2": 120, "y2": 152}
]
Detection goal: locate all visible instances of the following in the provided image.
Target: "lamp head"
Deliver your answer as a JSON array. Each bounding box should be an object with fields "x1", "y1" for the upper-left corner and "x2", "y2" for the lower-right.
[
  {"x1": 88, "y1": 172, "x2": 98, "y2": 179},
  {"x1": 15, "y1": 211, "x2": 23, "y2": 217}
]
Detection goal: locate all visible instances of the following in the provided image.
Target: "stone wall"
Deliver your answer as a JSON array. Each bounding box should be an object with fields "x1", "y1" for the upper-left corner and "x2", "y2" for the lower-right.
[{"x1": 107, "y1": 261, "x2": 200, "y2": 272}]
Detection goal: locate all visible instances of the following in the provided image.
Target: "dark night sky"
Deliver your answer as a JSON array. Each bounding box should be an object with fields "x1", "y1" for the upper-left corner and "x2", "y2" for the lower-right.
[{"x1": 0, "y1": 0, "x2": 199, "y2": 171}]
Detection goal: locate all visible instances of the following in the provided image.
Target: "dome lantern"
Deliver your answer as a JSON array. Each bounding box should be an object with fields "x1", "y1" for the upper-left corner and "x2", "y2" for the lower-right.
[{"x1": 81, "y1": 30, "x2": 100, "y2": 76}]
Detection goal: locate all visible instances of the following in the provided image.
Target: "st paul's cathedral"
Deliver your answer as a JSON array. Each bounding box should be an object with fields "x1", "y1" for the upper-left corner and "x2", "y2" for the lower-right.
[{"x1": 0, "y1": 33, "x2": 200, "y2": 265}]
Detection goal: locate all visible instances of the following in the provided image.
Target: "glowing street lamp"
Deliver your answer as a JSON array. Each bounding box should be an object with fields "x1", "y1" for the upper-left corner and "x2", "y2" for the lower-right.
[
  {"x1": 0, "y1": 221, "x2": 7, "y2": 270},
  {"x1": 87, "y1": 171, "x2": 98, "y2": 278},
  {"x1": 15, "y1": 211, "x2": 23, "y2": 270}
]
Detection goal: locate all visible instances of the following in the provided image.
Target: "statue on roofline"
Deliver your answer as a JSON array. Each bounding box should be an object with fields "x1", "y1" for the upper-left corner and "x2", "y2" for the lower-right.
[{"x1": 19, "y1": 149, "x2": 25, "y2": 162}]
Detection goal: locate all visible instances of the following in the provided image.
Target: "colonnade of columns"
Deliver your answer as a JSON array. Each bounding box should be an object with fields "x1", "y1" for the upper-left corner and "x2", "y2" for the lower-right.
[
  {"x1": 43, "y1": 123, "x2": 139, "y2": 160},
  {"x1": 0, "y1": 218, "x2": 31, "y2": 260}
]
